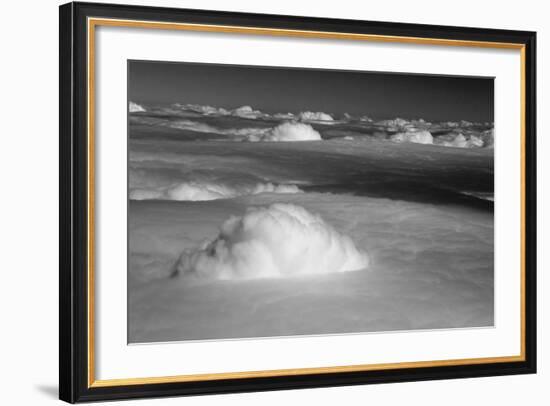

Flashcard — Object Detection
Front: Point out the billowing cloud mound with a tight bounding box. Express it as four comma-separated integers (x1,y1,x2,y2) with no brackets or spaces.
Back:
245,122,322,142
171,103,265,119
130,181,302,201
178,103,230,116
174,203,369,280
129,102,146,112
168,120,322,142
273,112,296,120
232,105,264,119
390,130,433,145
376,117,410,130
434,133,483,148
165,104,335,123
371,117,494,148
298,111,334,122
376,118,432,132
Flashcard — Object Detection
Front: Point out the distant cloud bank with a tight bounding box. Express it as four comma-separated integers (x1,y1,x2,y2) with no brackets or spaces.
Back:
130,181,302,201
128,101,494,148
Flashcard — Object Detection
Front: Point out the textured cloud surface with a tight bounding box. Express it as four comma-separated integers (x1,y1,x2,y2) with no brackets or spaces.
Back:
246,122,322,142
129,101,146,112
174,203,369,280
129,102,495,148
390,130,434,145
298,111,334,122
167,120,322,142
130,181,301,201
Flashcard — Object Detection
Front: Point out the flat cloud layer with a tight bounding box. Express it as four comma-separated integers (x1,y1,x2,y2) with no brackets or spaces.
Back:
174,203,369,280
130,181,302,201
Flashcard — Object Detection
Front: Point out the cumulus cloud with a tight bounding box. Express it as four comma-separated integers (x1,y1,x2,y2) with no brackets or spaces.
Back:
232,105,264,119
388,128,493,149
434,133,483,148
376,117,410,130
173,203,369,280
380,120,494,148
171,103,265,119
168,120,321,142
376,118,432,133
135,101,495,149
130,181,302,201
273,112,296,120
390,130,434,145
129,101,146,112
167,103,335,123
172,103,230,116
298,111,334,122
244,122,322,142
167,117,493,148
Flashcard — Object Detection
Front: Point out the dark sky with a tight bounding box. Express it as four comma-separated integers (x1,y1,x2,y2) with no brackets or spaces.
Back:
129,60,494,122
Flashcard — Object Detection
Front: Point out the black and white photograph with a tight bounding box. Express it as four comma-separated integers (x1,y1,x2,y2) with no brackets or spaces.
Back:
127,61,495,343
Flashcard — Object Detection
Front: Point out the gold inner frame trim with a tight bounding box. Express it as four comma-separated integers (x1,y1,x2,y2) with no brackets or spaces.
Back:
87,17,527,388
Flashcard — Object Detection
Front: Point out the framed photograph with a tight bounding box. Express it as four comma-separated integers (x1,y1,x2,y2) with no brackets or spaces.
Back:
59,1,537,403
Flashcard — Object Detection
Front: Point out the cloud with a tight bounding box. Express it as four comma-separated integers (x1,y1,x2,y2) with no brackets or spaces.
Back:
390,130,434,145
171,104,331,122
434,133,484,148
376,117,410,130
376,118,432,133
480,129,494,148
174,203,369,280
298,111,334,122
171,103,265,119
166,117,493,148
130,181,302,201
244,122,322,142
129,101,146,112
232,105,264,119
168,119,223,134
273,112,296,120
168,120,321,142
387,127,492,149
172,103,230,116
460,191,494,202
133,102,495,149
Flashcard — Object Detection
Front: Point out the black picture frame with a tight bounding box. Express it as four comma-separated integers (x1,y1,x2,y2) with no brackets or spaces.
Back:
59,1,537,403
